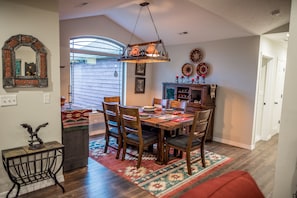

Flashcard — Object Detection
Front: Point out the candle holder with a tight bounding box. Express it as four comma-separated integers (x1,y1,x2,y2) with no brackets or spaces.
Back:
196,75,200,84
186,76,190,83
176,75,179,83
202,75,206,83
181,75,184,83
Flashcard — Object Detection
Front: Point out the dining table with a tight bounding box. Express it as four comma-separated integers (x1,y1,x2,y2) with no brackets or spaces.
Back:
138,106,195,164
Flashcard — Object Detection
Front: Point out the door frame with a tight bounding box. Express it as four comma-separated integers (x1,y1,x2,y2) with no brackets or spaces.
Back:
254,55,275,143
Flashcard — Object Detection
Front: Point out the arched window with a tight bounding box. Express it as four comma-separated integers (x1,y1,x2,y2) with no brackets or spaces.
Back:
69,36,125,110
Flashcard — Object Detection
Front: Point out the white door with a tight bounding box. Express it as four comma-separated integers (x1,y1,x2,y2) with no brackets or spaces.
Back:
272,59,286,134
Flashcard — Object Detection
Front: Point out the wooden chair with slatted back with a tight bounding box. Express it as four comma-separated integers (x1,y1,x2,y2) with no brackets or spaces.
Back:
119,105,159,168
169,100,187,111
102,102,122,159
152,98,168,109
104,96,120,104
167,100,188,137
165,109,213,175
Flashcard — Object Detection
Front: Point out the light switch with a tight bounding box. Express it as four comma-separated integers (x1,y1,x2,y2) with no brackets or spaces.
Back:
0,95,17,106
44,93,50,104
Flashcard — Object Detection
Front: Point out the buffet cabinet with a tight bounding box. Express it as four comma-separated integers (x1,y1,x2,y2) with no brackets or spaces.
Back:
162,82,217,140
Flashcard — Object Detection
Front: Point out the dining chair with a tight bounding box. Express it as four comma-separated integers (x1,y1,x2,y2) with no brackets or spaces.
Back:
152,98,168,109
102,102,122,159
119,105,159,168
164,109,213,175
169,100,187,111
168,100,188,137
104,96,121,103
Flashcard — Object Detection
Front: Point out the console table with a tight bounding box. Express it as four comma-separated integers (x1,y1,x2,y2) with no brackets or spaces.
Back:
2,141,65,198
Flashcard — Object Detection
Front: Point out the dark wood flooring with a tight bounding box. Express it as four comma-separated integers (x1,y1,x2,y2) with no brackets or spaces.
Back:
19,134,278,198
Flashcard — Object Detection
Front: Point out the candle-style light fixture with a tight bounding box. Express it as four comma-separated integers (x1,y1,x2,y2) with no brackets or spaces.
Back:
118,1,170,64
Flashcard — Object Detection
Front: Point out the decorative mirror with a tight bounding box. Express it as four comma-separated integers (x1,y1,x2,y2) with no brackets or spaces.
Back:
2,34,48,88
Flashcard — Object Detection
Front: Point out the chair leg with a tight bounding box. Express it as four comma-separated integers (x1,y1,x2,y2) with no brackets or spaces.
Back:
104,135,109,153
137,146,144,169
148,144,154,153
186,151,192,175
116,137,122,159
178,150,183,158
122,142,127,161
173,149,183,158
173,148,179,156
200,145,206,167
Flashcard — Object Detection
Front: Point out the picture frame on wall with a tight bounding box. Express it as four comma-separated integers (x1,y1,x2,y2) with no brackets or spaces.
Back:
135,77,145,93
135,63,146,76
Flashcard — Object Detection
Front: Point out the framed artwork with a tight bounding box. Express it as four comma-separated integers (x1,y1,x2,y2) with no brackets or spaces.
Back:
135,77,145,93
135,63,146,76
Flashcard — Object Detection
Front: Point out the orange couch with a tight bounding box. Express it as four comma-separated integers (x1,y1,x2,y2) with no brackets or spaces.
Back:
180,170,265,198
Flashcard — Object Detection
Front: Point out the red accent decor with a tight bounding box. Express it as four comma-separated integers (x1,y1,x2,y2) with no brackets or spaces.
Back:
180,170,264,198
61,109,91,128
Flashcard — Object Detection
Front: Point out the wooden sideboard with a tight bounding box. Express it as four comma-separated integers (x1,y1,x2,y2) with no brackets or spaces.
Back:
162,82,217,141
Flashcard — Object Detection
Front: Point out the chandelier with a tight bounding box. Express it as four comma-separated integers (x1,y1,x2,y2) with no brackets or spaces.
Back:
118,2,170,63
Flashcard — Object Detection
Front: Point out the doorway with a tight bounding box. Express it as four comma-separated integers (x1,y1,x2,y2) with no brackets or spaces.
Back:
254,54,286,143
255,56,273,142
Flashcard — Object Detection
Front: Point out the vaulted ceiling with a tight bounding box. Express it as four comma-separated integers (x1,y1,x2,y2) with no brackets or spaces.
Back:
58,0,291,46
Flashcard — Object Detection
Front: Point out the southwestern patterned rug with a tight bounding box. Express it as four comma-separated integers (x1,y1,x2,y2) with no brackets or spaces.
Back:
89,137,231,198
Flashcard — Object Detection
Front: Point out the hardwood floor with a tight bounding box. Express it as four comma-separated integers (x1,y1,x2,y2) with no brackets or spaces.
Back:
19,134,278,198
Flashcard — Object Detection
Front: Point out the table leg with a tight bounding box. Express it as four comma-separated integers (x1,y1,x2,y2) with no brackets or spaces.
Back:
50,149,65,192
49,171,65,192
156,129,165,165
6,183,15,198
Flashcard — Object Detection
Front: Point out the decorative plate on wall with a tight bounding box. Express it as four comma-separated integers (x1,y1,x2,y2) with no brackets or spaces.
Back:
196,62,209,76
182,63,194,76
190,48,203,63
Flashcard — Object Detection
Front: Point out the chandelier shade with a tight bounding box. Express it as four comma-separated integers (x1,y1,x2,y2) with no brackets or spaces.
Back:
118,2,170,64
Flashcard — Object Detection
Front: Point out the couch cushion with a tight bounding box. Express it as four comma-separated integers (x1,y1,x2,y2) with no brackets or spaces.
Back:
180,170,264,198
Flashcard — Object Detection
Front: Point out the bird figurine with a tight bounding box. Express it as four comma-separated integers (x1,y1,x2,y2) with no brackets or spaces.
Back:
21,122,48,150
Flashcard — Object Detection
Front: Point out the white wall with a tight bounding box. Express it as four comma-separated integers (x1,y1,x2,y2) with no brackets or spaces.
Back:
151,36,260,149
0,1,61,197
273,0,297,196
59,16,154,107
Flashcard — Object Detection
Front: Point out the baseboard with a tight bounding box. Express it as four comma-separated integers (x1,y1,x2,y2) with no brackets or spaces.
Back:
0,174,64,198
212,136,254,150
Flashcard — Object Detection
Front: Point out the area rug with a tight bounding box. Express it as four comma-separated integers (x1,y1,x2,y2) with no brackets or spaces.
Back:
89,137,231,198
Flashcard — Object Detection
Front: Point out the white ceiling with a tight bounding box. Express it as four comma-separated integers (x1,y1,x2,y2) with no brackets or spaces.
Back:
59,0,291,46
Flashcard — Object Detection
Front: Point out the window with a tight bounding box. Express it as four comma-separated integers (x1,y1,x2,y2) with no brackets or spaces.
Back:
69,36,125,110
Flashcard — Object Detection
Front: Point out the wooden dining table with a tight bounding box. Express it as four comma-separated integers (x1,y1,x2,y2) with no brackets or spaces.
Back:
139,107,195,164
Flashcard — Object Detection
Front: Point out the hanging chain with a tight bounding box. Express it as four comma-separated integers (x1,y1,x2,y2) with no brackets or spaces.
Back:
146,4,161,41
128,4,144,45
128,2,160,45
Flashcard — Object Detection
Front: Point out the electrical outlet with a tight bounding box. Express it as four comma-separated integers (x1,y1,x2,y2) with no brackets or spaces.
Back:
0,95,17,106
